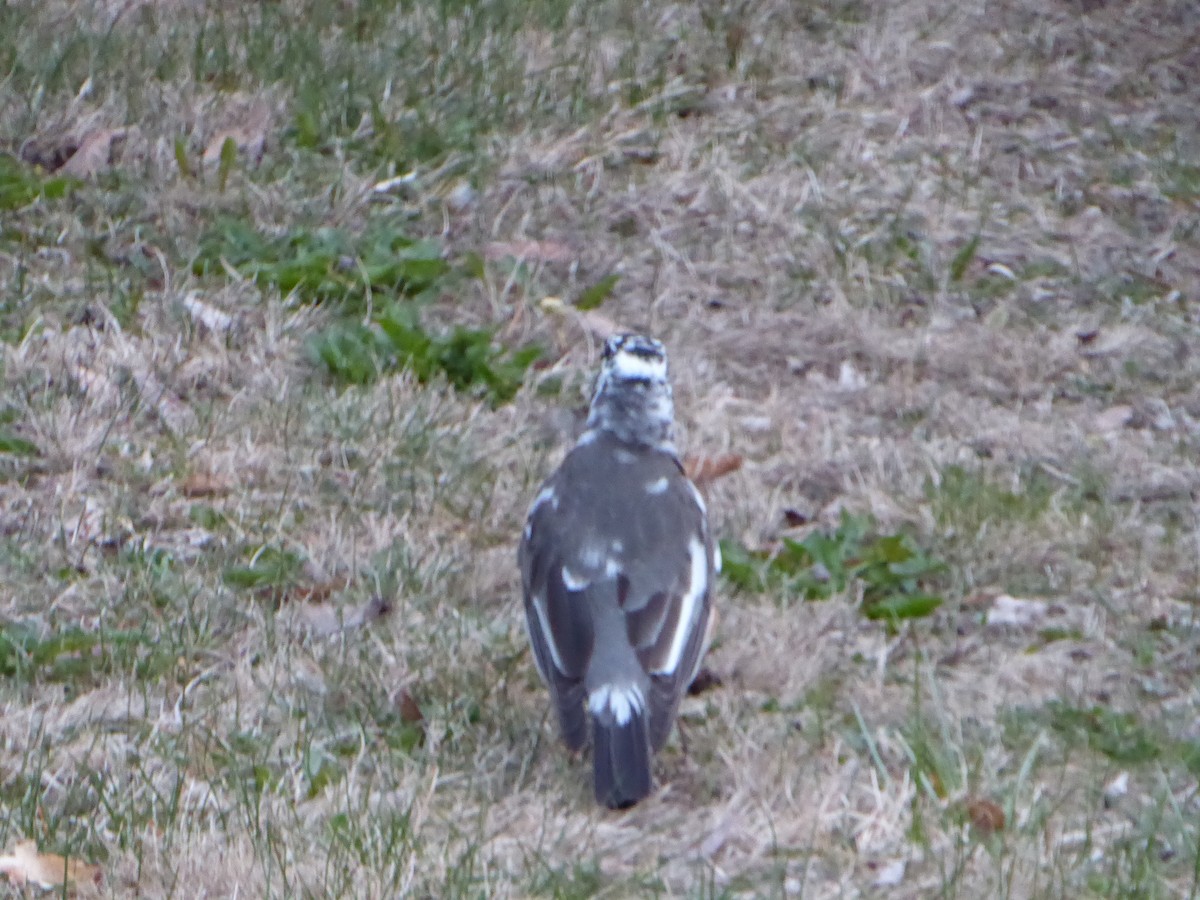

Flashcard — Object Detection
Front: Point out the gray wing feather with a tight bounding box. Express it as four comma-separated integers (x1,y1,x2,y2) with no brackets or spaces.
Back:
520,503,593,750
519,433,714,753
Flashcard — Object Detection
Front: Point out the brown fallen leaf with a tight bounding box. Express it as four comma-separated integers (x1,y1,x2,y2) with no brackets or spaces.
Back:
180,471,230,498
277,577,351,607
965,797,1006,833
684,453,744,486
398,687,424,724
781,507,810,527
20,137,77,172
291,593,392,637
202,101,270,166
394,686,426,748
0,840,102,893
61,128,128,178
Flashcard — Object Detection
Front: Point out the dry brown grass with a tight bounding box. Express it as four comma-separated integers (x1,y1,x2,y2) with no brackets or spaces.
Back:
2,0,1198,896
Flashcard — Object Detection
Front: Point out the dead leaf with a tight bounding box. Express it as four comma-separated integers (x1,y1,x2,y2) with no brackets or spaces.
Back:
202,102,270,166
20,138,76,171
684,453,744,485
966,797,1006,833
61,128,127,178
291,593,391,637
394,687,426,748
485,240,574,263
180,472,229,498
398,687,423,724
781,507,810,527
0,840,102,893
279,577,350,607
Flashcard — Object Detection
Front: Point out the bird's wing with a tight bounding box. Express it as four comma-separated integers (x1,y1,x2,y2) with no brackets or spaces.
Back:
520,440,714,750
519,481,593,750
612,469,714,749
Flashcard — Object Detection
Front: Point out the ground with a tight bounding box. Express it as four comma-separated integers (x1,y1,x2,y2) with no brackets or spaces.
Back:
1,0,1198,896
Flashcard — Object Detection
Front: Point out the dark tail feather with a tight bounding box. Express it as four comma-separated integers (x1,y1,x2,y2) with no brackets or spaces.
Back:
556,685,588,752
591,707,653,809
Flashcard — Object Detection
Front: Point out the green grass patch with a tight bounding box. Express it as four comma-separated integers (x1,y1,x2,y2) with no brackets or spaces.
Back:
1159,159,1200,202
193,218,448,310
720,512,945,621
926,464,1055,535
194,218,542,402
1003,701,1165,767
311,301,541,405
0,155,75,211
0,429,39,457
573,273,619,310
0,622,177,684
526,858,606,899
949,233,981,282
1045,702,1163,765
222,545,306,594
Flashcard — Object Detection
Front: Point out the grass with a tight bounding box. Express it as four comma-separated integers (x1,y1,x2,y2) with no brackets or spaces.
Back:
1,0,1198,896
721,512,945,622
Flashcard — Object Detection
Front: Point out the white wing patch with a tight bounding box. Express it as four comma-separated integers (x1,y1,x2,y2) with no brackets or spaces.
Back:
687,480,707,516
645,476,669,495
561,567,590,591
528,485,558,516
652,536,708,676
529,595,566,675
588,683,645,725
713,540,722,573
563,558,621,587
524,486,559,541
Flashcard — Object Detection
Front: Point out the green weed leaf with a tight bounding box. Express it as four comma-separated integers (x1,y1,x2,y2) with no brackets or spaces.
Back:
217,136,237,191
0,155,76,210
0,430,40,456
721,512,945,622
575,274,619,311
950,234,980,282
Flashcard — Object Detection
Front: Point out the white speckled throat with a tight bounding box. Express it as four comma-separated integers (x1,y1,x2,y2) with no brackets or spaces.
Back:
585,334,676,452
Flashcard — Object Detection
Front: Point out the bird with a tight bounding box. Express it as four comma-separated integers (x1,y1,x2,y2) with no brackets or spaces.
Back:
518,333,719,809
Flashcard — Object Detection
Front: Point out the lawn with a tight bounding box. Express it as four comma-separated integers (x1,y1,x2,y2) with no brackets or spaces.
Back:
1,0,1198,896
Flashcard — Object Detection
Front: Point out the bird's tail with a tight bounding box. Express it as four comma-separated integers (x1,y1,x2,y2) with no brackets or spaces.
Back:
590,687,653,809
